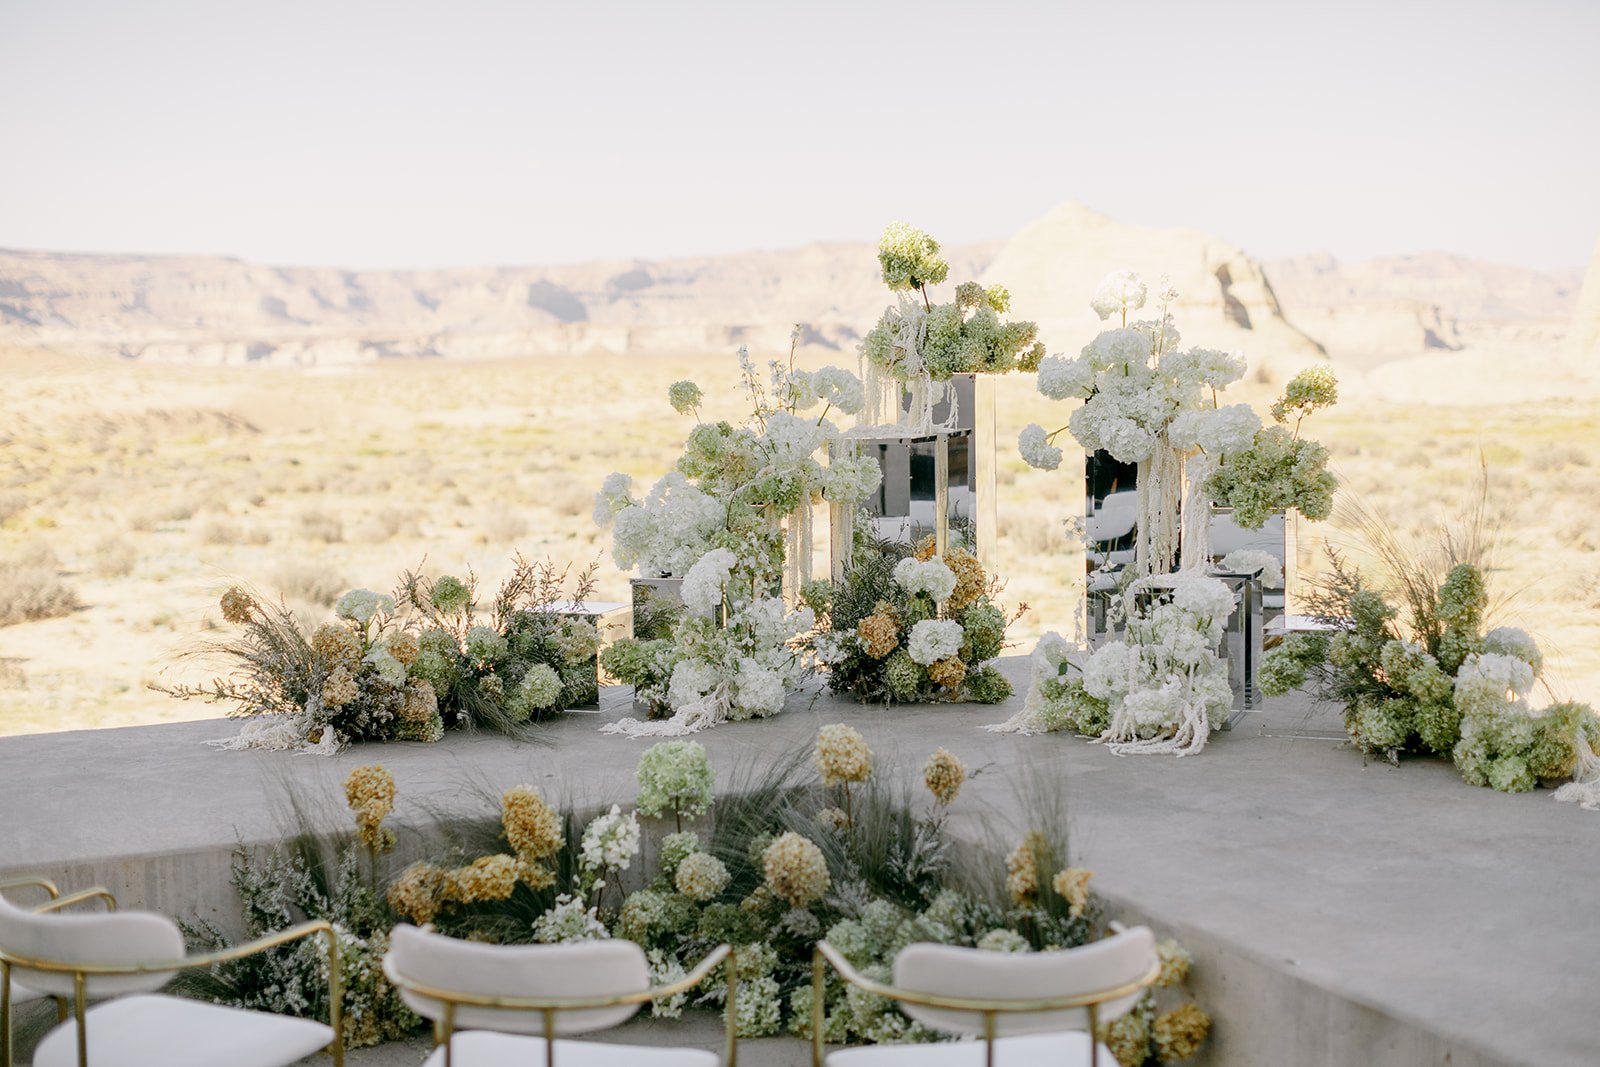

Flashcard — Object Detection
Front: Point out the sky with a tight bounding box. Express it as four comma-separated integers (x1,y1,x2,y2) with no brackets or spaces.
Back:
1,0,1596,271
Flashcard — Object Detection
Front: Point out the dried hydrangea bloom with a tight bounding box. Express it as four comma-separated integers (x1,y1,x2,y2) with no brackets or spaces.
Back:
219,586,255,626
311,623,363,666
815,724,872,786
344,765,396,853
502,785,563,861
385,629,420,666
674,851,730,903
1099,1010,1151,1067
762,831,831,907
922,748,965,806
1052,867,1093,920
446,854,519,903
400,680,437,724
1152,1003,1211,1061
927,657,967,690
321,665,359,708
1005,831,1046,905
516,857,556,891
856,612,900,660
943,549,987,614
1155,938,1193,986
816,806,850,831
387,862,447,924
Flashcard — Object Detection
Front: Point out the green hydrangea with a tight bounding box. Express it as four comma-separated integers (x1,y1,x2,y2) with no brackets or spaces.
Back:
465,625,509,664
1033,674,1108,735
430,575,471,615
1435,564,1487,674
877,222,949,292
884,650,925,702
1258,632,1328,697
1204,425,1337,528
964,665,1013,705
668,380,704,415
506,663,562,723
616,888,697,946
959,602,1006,664
1270,366,1339,424
410,628,463,689
656,831,700,880
635,741,715,821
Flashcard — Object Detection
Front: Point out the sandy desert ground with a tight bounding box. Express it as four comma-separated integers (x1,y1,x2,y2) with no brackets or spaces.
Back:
1,341,1596,737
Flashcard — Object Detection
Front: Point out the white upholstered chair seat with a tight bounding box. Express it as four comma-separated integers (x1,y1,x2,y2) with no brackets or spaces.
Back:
7,980,45,1004
32,993,334,1067
421,1030,721,1067
828,1031,1116,1066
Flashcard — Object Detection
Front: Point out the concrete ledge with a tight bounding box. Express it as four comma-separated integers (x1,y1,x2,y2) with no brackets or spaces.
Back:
4,659,1595,1066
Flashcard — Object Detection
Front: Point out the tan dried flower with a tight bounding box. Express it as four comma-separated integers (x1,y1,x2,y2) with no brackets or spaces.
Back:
816,806,850,831
927,656,967,689
1052,867,1093,920
219,586,256,626
815,723,872,786
856,612,900,659
445,854,519,903
674,851,731,903
1155,938,1192,987
762,831,831,907
922,748,965,805
311,623,362,666
344,765,396,853
321,665,359,708
1152,1003,1210,1062
400,680,437,724
388,862,447,924
1100,1010,1150,1067
501,785,563,861
1005,831,1047,905
912,536,938,562
944,548,987,613
386,629,420,666
517,857,556,891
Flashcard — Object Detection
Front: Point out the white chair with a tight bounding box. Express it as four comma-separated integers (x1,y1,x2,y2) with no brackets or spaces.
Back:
810,925,1159,1067
383,924,737,1067
0,886,342,1067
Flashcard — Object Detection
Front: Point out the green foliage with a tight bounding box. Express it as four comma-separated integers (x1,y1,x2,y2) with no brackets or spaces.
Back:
1203,425,1337,529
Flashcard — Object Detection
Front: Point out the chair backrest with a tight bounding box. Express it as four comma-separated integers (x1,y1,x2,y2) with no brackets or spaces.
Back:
891,925,1156,1037
0,892,181,999
384,925,649,1036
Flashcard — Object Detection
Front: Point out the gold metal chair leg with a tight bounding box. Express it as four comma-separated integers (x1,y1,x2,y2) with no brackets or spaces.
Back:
1087,1002,1099,1067
72,973,87,1067
2,962,13,1067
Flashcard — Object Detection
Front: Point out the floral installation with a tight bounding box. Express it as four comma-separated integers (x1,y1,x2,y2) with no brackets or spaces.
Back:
165,556,603,752
1019,270,1338,575
183,736,1211,1063
999,571,1236,757
1259,545,1600,801
595,344,882,736
806,536,1019,706
859,223,1046,431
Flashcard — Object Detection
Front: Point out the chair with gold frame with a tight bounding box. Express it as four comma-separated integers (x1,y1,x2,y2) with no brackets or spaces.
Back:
0,884,344,1067
809,924,1159,1067
382,923,739,1067
1,879,63,1067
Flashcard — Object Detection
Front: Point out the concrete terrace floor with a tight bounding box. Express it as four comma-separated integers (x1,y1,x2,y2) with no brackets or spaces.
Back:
4,658,1597,1066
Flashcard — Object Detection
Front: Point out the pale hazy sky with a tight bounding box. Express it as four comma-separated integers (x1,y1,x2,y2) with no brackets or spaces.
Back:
2,0,1596,271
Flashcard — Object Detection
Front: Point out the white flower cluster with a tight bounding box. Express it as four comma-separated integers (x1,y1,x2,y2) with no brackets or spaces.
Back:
893,557,957,602
362,647,407,687
1017,423,1063,471
1453,652,1537,719
335,588,394,625
1216,549,1283,589
531,894,609,944
763,410,831,466
1090,269,1148,321
681,548,737,619
579,805,641,872
1168,403,1260,456
1482,626,1544,677
785,366,866,416
602,472,727,578
907,619,964,666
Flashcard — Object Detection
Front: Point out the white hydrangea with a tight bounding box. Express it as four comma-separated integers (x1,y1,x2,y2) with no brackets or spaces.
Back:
667,659,723,713
335,588,394,625
1018,423,1063,471
1090,269,1148,321
593,471,635,527
893,557,957,602
1087,327,1151,370
907,619,964,665
1482,627,1544,676
532,894,609,944
682,548,737,619
646,949,689,1018
1121,680,1187,727
1083,640,1139,701
733,657,786,718
1035,355,1094,400
1159,347,1247,391
1454,652,1536,718
610,473,726,577
1168,573,1237,628
1217,549,1283,589
1168,404,1261,455
763,411,829,465
1098,415,1158,464
812,365,865,415
579,805,641,872
362,647,407,687
824,453,882,504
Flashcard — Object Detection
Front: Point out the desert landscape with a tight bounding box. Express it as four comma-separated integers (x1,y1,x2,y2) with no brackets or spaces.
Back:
2,202,1597,736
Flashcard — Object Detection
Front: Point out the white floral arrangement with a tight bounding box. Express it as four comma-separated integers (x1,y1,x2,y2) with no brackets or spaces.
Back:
1214,549,1284,589
1004,572,1235,756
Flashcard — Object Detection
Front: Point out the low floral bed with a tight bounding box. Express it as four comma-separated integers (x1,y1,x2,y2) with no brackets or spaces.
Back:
182,728,1212,1064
